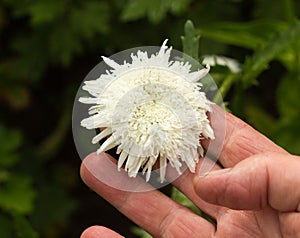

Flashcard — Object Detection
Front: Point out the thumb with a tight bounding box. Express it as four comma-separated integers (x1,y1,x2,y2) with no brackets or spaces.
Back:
194,152,300,212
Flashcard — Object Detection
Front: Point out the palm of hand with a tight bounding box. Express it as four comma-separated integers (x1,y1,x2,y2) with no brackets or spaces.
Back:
216,208,279,237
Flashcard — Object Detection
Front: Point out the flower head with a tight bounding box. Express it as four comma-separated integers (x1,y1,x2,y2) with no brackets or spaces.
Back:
79,40,214,183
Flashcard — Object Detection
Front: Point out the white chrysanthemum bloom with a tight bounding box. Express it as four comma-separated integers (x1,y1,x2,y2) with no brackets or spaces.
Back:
79,40,215,183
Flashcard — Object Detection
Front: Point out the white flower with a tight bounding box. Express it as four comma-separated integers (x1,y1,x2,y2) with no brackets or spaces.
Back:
202,55,241,74
79,40,214,183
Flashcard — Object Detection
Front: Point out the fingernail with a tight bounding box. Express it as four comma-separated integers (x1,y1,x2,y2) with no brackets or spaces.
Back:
199,168,231,178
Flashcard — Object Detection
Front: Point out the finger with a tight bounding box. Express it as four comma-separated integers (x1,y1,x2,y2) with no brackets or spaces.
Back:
81,226,124,238
194,152,300,212
170,157,226,220
81,153,216,237
204,105,287,167
279,212,300,237
169,105,286,218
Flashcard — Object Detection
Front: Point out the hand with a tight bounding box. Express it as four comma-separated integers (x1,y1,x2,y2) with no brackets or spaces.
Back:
80,106,300,238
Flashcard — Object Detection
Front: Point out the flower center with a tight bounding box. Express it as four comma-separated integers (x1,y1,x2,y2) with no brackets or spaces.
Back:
128,102,180,146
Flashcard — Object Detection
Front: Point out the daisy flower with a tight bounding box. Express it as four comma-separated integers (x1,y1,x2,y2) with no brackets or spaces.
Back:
79,40,214,183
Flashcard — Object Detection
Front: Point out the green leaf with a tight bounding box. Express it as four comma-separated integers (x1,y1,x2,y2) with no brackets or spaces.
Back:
146,0,168,24
273,119,300,155
28,0,65,26
278,34,300,70
121,0,191,24
171,187,216,224
13,213,39,238
172,187,201,215
170,0,191,15
242,20,300,87
48,24,82,65
131,227,152,238
252,0,296,22
213,74,237,104
48,1,110,65
0,174,36,214
181,20,200,60
282,0,296,23
0,214,14,238
30,184,76,232
121,0,168,24
244,103,277,135
8,34,49,81
198,20,287,50
276,72,300,120
69,1,110,37
0,125,22,168
121,0,148,22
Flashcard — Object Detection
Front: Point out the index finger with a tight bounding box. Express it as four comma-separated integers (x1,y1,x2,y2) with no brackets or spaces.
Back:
80,153,216,237
205,104,287,168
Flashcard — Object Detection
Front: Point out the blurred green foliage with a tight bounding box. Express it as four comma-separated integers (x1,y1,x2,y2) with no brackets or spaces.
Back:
0,0,300,237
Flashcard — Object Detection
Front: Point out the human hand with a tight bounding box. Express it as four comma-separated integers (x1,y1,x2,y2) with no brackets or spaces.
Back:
80,106,300,237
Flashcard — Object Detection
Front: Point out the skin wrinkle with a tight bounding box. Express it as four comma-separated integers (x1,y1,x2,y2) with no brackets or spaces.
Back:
262,152,299,212
223,123,260,167
222,153,295,237
253,211,264,237
198,173,248,208
213,153,291,211
195,153,288,237
158,206,213,238
121,191,174,236
263,156,271,212
253,207,283,238
114,191,141,217
247,156,269,210
222,179,251,209
204,105,287,168
254,212,263,238
158,207,190,238
216,210,261,238
216,108,288,168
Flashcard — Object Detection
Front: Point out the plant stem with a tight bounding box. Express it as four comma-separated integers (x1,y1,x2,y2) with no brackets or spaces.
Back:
213,74,237,104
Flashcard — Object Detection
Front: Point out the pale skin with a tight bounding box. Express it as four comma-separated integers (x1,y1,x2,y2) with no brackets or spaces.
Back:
80,106,300,238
